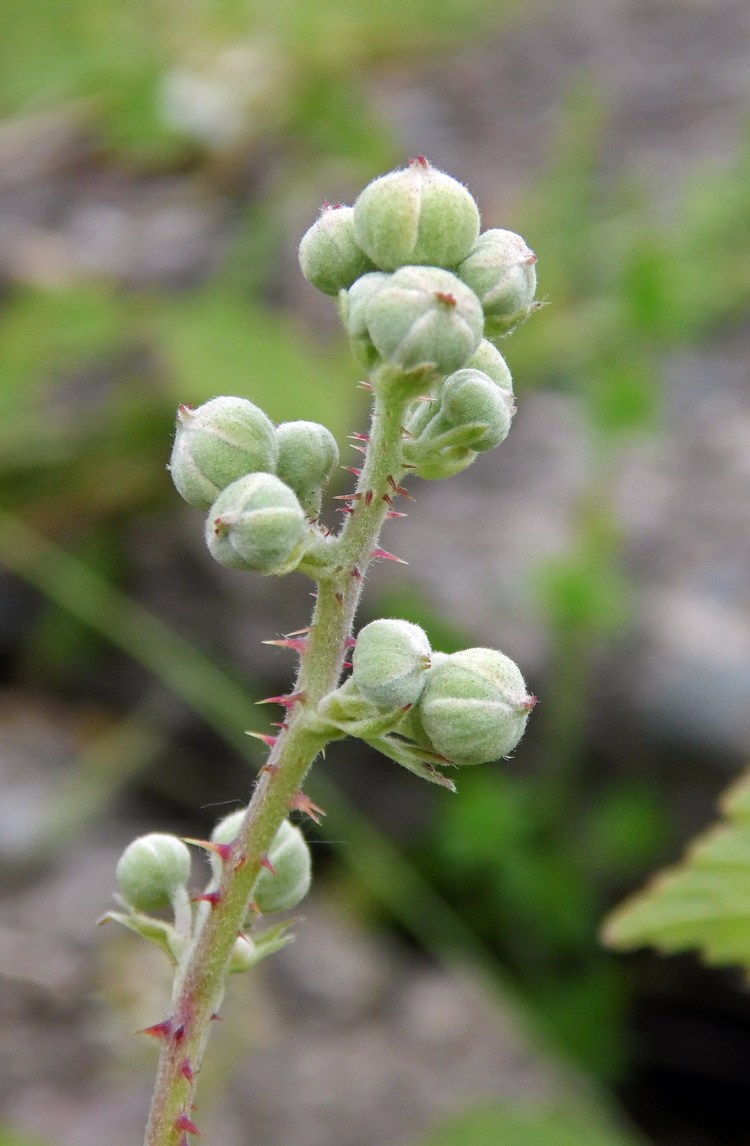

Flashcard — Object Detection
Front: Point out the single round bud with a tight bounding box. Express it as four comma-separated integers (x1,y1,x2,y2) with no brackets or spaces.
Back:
366,266,483,376
464,340,514,392
169,397,278,511
418,647,534,765
439,369,514,450
353,158,480,271
338,271,390,369
352,618,432,709
457,229,537,336
275,421,339,512
255,819,312,914
298,204,375,296
116,833,192,913
206,472,306,575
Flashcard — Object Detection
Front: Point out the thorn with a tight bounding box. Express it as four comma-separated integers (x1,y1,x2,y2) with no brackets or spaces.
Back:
342,660,354,669
372,547,408,564
387,510,408,519
414,393,437,402
357,380,373,391
260,855,277,876
183,838,234,863
261,762,279,776
246,731,278,747
364,489,374,506
210,1013,223,1022
138,1019,173,1039
286,626,314,637
341,465,362,477
180,1059,195,1084
257,691,306,709
382,493,395,509
262,638,308,652
349,432,370,442
175,1113,201,1136
350,566,362,580
270,721,286,730
387,475,415,500
336,505,355,515
333,491,362,502
334,591,344,605
349,443,367,455
400,426,415,438
192,890,222,907
345,637,357,648
291,791,326,824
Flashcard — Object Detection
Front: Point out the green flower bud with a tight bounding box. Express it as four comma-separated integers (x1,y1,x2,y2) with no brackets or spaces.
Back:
298,204,375,296
116,833,192,913
338,271,390,369
275,420,339,515
464,339,514,392
229,934,258,974
439,368,514,450
169,397,278,511
418,647,535,765
353,157,480,271
255,819,312,914
351,618,432,709
206,472,306,575
457,229,537,337
366,266,483,376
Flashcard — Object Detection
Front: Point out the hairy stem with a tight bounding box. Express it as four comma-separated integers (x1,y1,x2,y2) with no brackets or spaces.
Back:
144,375,411,1146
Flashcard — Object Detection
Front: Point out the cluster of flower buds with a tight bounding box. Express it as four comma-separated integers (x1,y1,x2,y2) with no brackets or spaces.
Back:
316,619,536,786
104,816,312,972
169,397,340,574
299,156,537,476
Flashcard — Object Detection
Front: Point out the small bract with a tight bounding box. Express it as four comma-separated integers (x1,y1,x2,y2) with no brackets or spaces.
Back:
116,833,192,913
352,618,432,709
206,472,306,574
365,266,483,376
418,647,535,765
298,204,375,296
354,157,480,271
169,397,277,511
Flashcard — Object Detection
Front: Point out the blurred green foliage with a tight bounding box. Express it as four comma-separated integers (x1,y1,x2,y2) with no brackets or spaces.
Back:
418,1100,644,1146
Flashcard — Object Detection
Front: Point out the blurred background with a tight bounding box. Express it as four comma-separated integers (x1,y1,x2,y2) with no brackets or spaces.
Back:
1,1,750,1143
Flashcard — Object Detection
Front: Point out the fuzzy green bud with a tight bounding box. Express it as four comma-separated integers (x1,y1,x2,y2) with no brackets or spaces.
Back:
366,266,483,376
464,339,514,391
438,368,514,450
353,157,480,271
206,472,306,574
418,647,535,765
351,618,432,709
275,420,339,515
169,397,278,511
116,833,192,913
298,204,375,296
210,813,311,914
457,229,537,337
338,271,390,369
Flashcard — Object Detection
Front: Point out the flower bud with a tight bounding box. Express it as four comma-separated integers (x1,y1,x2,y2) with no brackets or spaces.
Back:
457,229,537,337
418,647,534,764
464,339,514,392
298,204,375,296
353,158,480,271
338,271,390,369
275,420,339,514
351,618,432,709
438,368,514,450
366,266,483,376
169,397,277,510
116,833,192,913
255,819,312,914
206,472,306,575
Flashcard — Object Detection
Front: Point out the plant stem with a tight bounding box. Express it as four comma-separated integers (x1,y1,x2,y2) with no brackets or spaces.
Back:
143,377,411,1146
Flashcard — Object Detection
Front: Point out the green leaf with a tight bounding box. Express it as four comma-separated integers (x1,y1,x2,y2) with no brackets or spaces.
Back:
98,909,183,964
602,769,750,968
417,1099,642,1146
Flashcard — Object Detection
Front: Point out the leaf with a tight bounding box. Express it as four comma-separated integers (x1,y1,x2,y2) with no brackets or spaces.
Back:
602,768,750,969
417,1099,642,1146
99,909,182,964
